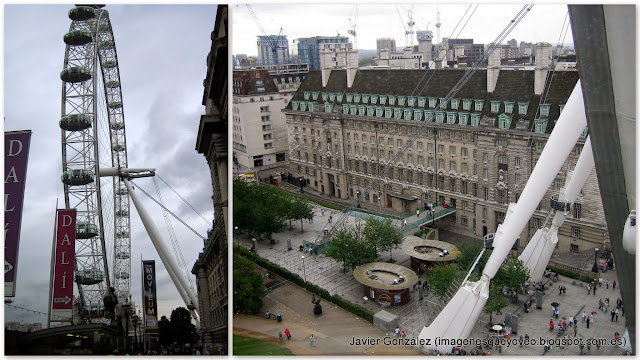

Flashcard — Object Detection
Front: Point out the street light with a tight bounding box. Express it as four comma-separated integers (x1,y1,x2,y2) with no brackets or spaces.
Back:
592,247,600,273
299,177,304,194
356,191,361,208
301,255,307,282
234,226,239,246
378,195,381,213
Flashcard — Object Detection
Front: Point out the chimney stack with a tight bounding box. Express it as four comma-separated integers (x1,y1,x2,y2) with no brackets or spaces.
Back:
534,42,551,95
487,46,501,93
319,49,332,87
346,49,358,88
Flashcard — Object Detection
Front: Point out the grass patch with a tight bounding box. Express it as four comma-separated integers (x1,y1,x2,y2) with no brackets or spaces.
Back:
233,334,294,356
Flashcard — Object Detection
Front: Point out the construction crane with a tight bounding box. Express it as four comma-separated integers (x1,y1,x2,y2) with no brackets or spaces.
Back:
347,4,358,50
246,5,287,65
395,4,416,48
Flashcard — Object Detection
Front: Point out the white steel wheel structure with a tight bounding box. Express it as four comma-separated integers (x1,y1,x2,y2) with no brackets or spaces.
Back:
60,5,131,321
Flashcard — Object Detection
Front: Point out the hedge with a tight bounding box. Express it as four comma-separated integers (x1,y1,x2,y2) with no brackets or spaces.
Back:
547,265,593,283
234,245,374,322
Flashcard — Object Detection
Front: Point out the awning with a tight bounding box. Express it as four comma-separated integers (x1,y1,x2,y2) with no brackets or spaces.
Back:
390,193,418,201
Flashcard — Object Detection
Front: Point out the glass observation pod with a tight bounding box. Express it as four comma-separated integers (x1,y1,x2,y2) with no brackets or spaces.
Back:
63,30,93,46
116,209,129,217
61,169,94,186
60,114,92,131
105,81,119,88
110,120,124,130
76,223,99,239
116,187,128,195
117,251,130,259
60,66,91,83
103,60,117,68
68,6,96,21
108,102,122,109
100,40,115,49
112,144,125,152
75,268,104,285
116,230,128,238
116,271,129,279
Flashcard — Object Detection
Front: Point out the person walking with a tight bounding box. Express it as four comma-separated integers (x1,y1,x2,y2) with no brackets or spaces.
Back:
285,328,291,340
615,308,619,321
310,334,315,347
416,209,420,217
613,280,617,290
549,319,555,332
586,316,591,329
279,331,284,342
328,215,332,224
598,299,603,310
611,309,616,322
587,284,591,294
574,322,578,337
593,284,597,295
606,279,610,289
590,314,594,325
582,311,587,323
321,209,325,216
604,299,609,313
395,327,400,338
569,315,574,326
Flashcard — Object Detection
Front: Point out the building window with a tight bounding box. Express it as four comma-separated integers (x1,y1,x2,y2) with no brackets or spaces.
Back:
573,203,582,219
449,146,457,156
536,142,545,152
539,104,550,117
572,226,580,238
447,112,457,124
515,157,521,167
260,106,270,112
438,145,445,154
449,131,456,140
462,99,472,111
518,102,529,115
262,124,272,131
438,159,445,169
498,154,507,164
451,99,460,109
450,161,457,172
490,101,500,113
515,173,521,185
484,187,489,201
459,113,469,125
496,138,507,147
462,181,468,194
264,142,273,149
471,114,480,126
570,244,579,253
504,102,514,114
474,100,484,111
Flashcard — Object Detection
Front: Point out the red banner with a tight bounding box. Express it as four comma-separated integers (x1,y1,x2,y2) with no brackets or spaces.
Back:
4,130,32,297
52,209,76,312
142,260,159,330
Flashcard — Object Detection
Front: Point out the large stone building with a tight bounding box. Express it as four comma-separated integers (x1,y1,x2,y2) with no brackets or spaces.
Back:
257,34,290,65
193,4,228,354
283,42,609,253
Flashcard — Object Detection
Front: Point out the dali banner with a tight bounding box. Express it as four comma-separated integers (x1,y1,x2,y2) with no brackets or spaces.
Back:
4,130,32,297
142,260,159,330
51,209,76,321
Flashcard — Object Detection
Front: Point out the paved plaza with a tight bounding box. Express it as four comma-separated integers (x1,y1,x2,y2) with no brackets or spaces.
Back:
234,200,630,356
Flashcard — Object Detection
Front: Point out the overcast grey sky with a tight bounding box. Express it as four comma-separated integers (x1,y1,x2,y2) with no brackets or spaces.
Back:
232,3,574,57
4,4,217,324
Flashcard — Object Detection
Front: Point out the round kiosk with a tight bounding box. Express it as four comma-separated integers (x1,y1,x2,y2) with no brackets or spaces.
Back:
353,262,418,306
402,236,461,272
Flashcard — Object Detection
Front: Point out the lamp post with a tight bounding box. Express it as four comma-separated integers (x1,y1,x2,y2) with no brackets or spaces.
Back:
121,298,131,353
299,177,304,194
592,247,600,273
234,226,239,246
356,191,361,208
378,195,381,213
301,255,307,282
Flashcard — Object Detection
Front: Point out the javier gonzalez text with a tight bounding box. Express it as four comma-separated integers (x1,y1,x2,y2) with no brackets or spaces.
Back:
349,336,626,348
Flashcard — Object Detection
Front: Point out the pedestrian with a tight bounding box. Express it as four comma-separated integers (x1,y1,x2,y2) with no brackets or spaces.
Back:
328,215,332,223
599,299,603,310
590,314,594,324
574,323,578,337
594,285,597,295
549,319,555,332
310,334,315,347
586,317,591,329
621,306,625,317
599,277,603,287
416,209,420,217
615,308,619,321
285,328,291,340
617,297,622,309
559,285,563,296
569,315,574,326
279,331,284,342
563,285,566,294
606,279,610,289
587,284,591,294
611,309,616,322
613,280,616,290
321,209,325,216
605,299,609,313
582,311,587,322
403,219,407,227
395,327,400,337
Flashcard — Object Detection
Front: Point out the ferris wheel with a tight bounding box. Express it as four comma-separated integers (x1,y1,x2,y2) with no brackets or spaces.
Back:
59,5,131,320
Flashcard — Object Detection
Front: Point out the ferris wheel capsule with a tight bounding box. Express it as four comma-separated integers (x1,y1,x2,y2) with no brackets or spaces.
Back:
61,169,94,186
63,30,93,46
76,223,99,239
68,6,96,21
60,114,92,131
60,66,92,83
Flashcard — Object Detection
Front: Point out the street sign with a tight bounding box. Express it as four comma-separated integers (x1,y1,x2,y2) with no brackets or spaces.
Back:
50,209,76,322
5,260,14,274
53,296,72,305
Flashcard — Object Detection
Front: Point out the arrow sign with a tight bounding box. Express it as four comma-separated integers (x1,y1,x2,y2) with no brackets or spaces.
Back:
5,260,13,274
53,296,71,305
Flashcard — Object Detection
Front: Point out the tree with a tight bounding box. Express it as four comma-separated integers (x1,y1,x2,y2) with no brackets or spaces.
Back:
169,307,199,347
364,217,403,262
233,180,287,241
424,264,458,300
484,282,508,325
493,258,530,302
233,253,266,312
325,223,377,272
283,195,313,233
455,243,483,272
158,315,172,346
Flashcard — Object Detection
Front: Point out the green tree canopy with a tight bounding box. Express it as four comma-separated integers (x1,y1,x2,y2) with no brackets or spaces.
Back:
493,258,530,302
169,307,199,347
484,282,508,325
233,180,287,241
364,217,403,262
233,253,266,312
424,264,459,301
325,223,377,272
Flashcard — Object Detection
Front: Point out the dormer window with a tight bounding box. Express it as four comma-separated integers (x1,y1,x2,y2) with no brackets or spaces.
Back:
371,94,379,104
490,101,501,113
354,94,361,103
379,95,387,105
450,99,460,109
474,100,485,112
385,107,392,118
367,106,374,116
462,99,472,111
439,98,449,109
389,95,397,106
539,104,551,117
322,92,328,102
408,96,416,106
459,113,469,125
447,112,457,124
436,111,445,123
498,114,512,129
362,94,370,104
311,92,320,101
425,110,434,122
418,96,427,107
471,114,480,126
346,93,353,102
342,104,350,114
414,110,423,121
398,96,406,106
394,108,403,119
428,97,437,108
303,91,310,100
358,106,366,116
328,93,336,102
504,102,514,114
376,107,384,117
582,126,588,138
518,102,529,115
534,118,548,133
559,104,565,115
404,109,412,120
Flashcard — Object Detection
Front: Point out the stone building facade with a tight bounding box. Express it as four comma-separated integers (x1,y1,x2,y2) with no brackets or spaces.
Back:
193,4,228,355
283,44,609,253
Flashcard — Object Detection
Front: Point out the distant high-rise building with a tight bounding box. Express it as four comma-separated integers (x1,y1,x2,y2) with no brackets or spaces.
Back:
376,38,397,59
507,38,518,48
257,35,290,65
295,36,352,70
